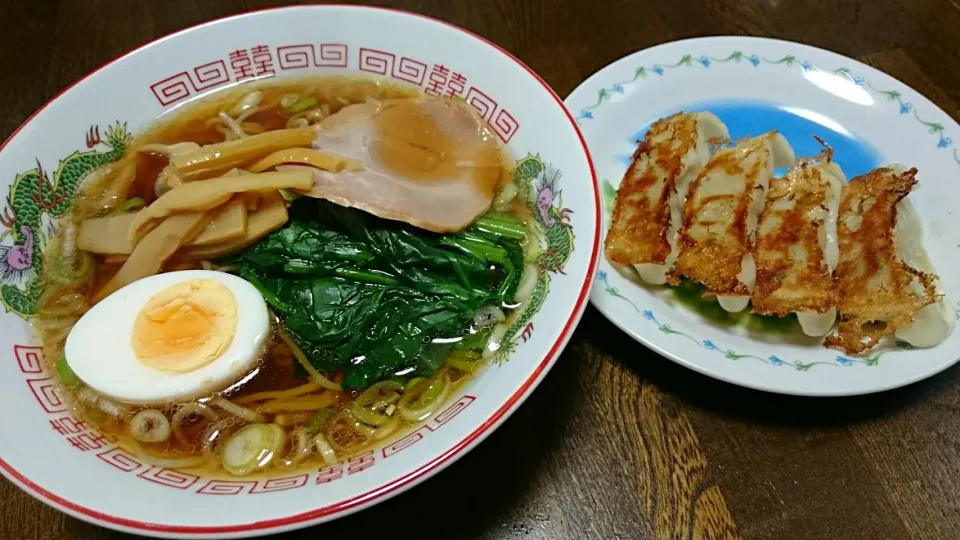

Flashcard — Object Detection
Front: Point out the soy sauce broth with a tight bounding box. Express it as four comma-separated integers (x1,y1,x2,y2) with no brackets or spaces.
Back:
36,75,532,479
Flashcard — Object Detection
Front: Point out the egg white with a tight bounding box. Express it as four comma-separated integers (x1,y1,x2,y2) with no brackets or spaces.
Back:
65,270,270,405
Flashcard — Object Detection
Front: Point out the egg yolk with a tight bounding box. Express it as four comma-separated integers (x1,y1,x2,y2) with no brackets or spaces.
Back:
132,279,238,373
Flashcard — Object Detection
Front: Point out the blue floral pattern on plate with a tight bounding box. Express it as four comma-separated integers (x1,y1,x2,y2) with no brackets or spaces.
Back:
575,51,955,156
572,38,960,393
595,271,910,371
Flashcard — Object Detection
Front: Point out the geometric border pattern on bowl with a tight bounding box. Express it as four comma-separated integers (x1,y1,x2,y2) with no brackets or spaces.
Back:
0,5,600,537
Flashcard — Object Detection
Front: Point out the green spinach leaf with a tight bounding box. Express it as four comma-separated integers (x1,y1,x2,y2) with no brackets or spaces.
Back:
230,199,526,389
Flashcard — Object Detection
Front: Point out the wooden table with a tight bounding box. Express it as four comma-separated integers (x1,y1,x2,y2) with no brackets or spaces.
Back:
3,1,960,539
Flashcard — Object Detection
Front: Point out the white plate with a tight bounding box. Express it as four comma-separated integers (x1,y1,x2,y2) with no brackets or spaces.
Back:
0,6,599,537
566,36,960,396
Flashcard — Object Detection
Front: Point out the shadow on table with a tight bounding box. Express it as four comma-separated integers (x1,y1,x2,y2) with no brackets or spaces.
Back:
578,306,955,429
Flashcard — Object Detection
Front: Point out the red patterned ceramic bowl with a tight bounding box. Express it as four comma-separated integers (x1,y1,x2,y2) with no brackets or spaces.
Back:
0,6,598,537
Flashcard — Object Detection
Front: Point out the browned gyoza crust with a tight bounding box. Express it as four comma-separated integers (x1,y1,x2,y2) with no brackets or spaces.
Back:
605,112,699,265
669,137,768,294
752,160,838,316
824,167,937,354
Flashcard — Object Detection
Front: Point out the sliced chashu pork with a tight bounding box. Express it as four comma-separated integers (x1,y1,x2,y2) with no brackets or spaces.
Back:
294,97,503,233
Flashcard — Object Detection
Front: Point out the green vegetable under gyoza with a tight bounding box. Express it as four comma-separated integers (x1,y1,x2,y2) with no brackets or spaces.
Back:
229,199,526,389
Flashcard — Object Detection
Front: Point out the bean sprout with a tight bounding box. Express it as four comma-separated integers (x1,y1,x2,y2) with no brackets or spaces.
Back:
283,427,312,467
171,403,218,446
514,264,538,304
218,111,247,139
77,387,128,419
129,441,206,469
235,106,262,124
275,322,342,391
305,109,326,123
493,182,519,212
285,117,310,129
214,125,236,141
235,382,325,405
482,323,510,361
274,412,312,427
313,433,339,467
202,420,231,463
280,94,299,109
210,397,265,423
229,91,263,117
139,142,202,157
239,108,265,124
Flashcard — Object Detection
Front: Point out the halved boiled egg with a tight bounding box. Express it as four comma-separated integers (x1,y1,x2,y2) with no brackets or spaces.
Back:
65,270,269,405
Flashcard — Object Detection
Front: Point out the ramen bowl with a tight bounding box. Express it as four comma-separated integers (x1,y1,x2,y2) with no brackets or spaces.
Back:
0,6,598,537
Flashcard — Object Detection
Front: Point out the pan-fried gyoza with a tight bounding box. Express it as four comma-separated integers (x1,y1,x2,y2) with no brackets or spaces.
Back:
605,111,954,354
605,112,728,284
753,152,844,337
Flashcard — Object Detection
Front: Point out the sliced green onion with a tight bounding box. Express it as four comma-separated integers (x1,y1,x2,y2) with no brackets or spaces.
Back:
447,358,481,372
220,423,284,476
324,411,375,453
398,373,450,422
458,327,491,351
56,354,81,387
404,377,426,393
372,416,401,441
419,378,446,405
307,409,332,430
287,96,318,114
111,197,145,215
389,376,410,387
351,403,390,427
130,409,171,443
493,182,519,212
48,250,94,286
351,381,403,427
446,349,483,372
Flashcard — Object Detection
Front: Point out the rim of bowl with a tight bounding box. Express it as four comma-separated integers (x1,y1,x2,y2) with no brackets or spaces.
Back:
0,4,601,537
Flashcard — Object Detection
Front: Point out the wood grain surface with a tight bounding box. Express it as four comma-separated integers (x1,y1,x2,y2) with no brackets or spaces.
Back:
2,1,959,539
